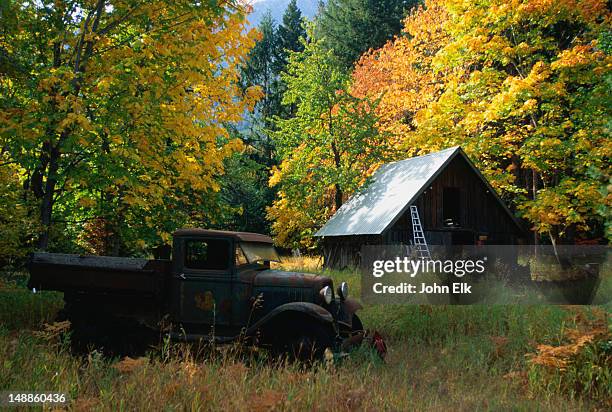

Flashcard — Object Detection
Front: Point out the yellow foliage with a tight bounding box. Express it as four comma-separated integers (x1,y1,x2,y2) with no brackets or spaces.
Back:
0,159,38,262
351,0,611,240
1,1,263,249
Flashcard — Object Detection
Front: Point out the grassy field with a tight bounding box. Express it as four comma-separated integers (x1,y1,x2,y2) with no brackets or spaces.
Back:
0,259,610,411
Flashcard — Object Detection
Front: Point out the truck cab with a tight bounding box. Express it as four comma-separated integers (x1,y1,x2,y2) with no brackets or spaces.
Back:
171,229,285,334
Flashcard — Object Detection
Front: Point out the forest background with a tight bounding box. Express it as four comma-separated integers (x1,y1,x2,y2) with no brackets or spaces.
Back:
0,0,610,264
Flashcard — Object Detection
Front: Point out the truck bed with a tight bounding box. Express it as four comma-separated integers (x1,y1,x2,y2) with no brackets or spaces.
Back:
28,253,171,297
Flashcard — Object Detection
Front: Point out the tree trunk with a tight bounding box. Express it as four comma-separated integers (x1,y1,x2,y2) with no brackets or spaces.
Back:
532,169,539,246
38,147,60,250
334,183,343,211
549,230,562,267
330,140,343,210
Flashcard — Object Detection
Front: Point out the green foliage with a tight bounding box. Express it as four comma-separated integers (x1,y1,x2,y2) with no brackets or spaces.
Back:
0,273,63,329
243,11,282,129
242,1,308,127
274,0,307,77
316,0,420,69
216,152,274,234
0,160,39,266
269,28,389,248
234,2,309,235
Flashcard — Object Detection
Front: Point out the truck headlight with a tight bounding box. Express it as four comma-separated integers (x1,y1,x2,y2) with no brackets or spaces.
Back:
319,285,332,304
337,282,349,300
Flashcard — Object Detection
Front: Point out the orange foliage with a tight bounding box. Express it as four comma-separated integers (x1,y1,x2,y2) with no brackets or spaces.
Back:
528,308,610,370
351,0,611,240
352,0,450,149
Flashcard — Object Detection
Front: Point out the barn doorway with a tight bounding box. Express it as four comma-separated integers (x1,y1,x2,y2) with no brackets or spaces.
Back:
451,230,475,245
443,187,461,227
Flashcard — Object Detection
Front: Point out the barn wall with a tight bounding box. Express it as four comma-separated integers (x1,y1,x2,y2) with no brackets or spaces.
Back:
322,235,382,269
322,155,523,269
387,156,521,245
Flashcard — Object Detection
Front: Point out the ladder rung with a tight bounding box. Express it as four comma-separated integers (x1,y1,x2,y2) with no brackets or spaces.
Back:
410,205,430,260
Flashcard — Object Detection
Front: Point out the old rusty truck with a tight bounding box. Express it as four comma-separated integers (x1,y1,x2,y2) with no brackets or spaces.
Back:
28,229,364,358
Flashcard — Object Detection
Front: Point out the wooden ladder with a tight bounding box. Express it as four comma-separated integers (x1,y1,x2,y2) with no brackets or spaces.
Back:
410,205,431,260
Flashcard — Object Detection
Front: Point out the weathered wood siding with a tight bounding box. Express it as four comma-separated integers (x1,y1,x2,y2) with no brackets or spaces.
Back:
386,156,521,245
322,155,523,268
322,235,382,269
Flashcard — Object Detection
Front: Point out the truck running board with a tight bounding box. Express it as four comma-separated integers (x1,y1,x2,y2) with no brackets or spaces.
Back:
168,332,237,344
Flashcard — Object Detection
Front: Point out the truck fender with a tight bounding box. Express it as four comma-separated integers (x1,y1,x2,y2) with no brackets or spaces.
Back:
335,297,363,330
343,297,363,317
247,302,334,335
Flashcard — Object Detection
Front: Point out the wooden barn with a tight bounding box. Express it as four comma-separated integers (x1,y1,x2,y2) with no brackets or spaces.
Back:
314,146,525,269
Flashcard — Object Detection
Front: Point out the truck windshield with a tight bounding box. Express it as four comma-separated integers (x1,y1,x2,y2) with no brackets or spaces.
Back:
239,242,280,264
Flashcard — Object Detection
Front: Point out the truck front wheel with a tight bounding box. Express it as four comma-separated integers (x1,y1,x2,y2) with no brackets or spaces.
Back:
273,321,334,362
352,314,364,332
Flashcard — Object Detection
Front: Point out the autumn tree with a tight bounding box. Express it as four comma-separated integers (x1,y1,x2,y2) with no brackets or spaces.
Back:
269,30,388,249
0,157,39,264
352,0,450,146
353,0,611,243
0,0,261,253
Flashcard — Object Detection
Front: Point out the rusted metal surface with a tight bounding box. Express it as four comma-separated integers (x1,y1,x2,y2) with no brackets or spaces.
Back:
248,301,335,332
28,252,170,296
252,270,329,288
30,253,151,270
341,297,363,314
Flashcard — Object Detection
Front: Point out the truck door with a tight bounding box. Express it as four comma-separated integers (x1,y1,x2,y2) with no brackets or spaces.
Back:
173,237,233,327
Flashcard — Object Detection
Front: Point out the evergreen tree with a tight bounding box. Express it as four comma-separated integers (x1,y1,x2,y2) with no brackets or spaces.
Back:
274,0,307,75
242,11,280,135
226,2,314,234
274,0,308,118
316,0,419,69
227,12,280,234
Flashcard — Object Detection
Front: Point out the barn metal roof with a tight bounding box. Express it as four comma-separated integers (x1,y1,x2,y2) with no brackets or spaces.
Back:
314,146,521,237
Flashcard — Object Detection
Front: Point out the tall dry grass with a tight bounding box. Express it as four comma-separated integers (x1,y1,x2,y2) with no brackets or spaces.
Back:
1,266,610,411
272,255,323,272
